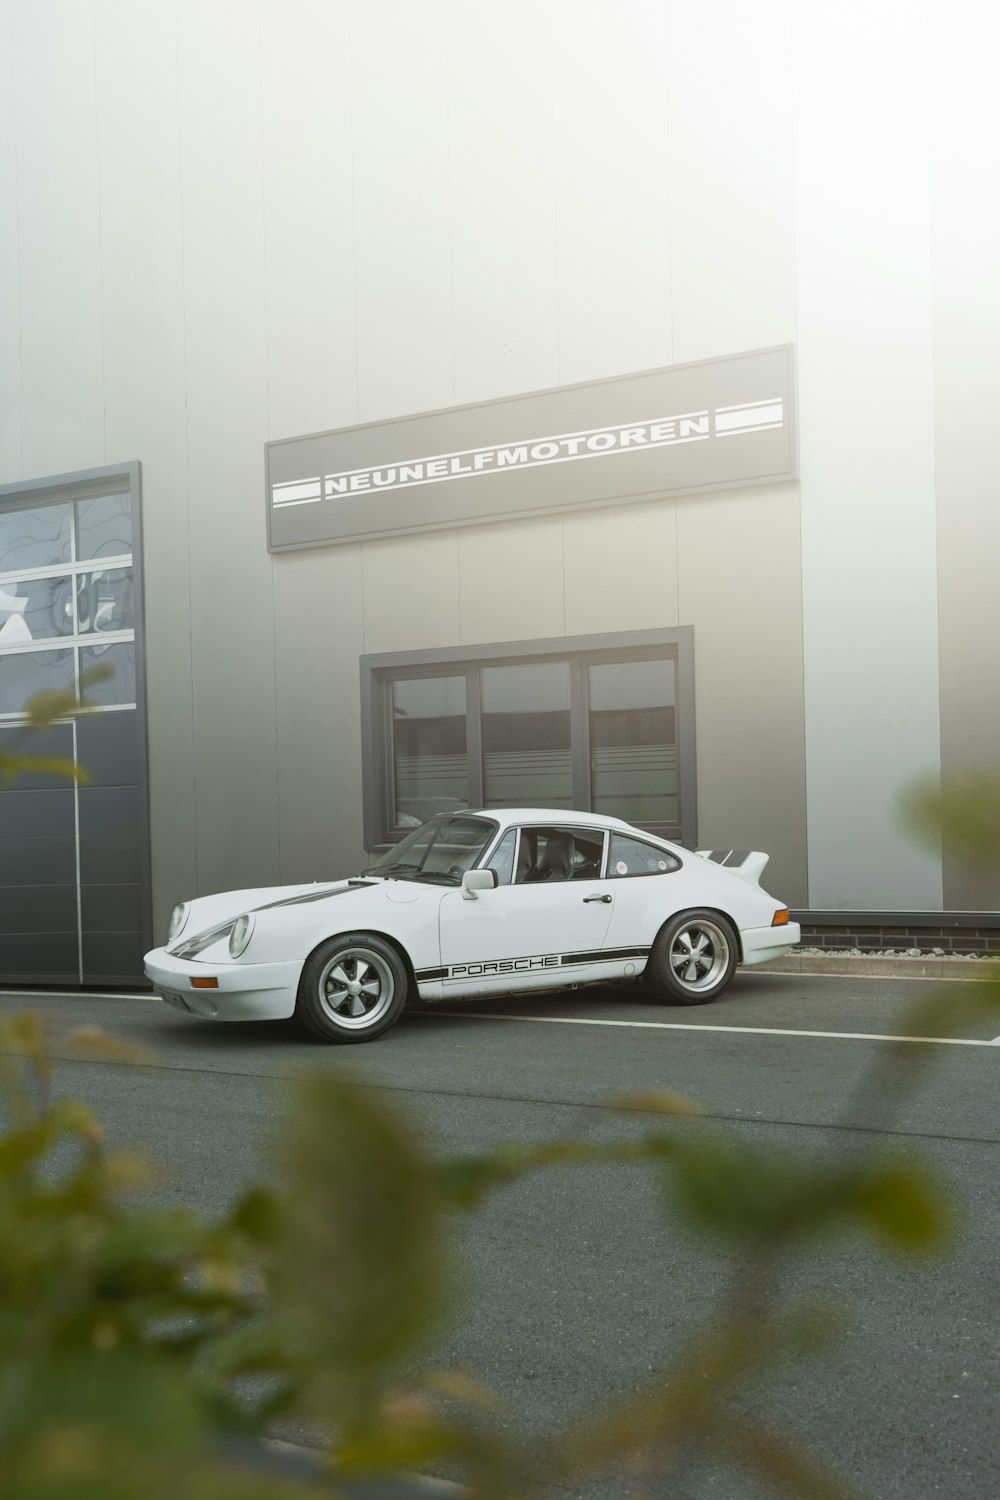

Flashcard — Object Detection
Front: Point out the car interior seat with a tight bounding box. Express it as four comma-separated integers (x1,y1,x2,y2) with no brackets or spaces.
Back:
524,831,575,882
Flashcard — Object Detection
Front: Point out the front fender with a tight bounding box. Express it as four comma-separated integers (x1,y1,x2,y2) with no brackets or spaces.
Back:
242,882,445,972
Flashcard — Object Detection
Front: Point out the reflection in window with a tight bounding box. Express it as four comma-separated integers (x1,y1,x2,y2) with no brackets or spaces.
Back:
0,575,74,645
0,504,72,576
589,660,677,824
81,642,136,708
607,832,680,878
76,493,132,561
76,568,134,635
486,828,517,885
367,814,491,875
0,649,76,716
482,662,572,809
391,676,469,828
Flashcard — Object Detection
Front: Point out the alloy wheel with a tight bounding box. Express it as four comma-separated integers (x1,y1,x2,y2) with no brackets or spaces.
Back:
318,947,395,1029
668,919,730,993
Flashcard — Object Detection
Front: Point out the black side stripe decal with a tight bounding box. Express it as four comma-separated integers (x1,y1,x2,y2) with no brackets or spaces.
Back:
415,947,649,982
561,946,649,966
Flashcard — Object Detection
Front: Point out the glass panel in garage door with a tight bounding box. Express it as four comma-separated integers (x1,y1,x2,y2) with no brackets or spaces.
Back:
391,675,469,828
481,661,572,809
589,659,677,824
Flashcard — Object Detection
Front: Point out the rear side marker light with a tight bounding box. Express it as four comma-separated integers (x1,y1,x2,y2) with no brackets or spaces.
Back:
771,909,790,926
191,977,219,989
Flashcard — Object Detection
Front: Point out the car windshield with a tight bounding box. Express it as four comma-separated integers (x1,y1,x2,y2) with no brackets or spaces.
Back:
363,815,497,884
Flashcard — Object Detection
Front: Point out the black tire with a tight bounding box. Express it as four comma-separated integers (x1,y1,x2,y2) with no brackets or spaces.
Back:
296,932,408,1043
644,909,738,1006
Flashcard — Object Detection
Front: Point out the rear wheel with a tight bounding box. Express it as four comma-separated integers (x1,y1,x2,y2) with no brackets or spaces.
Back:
644,910,738,1006
296,933,408,1043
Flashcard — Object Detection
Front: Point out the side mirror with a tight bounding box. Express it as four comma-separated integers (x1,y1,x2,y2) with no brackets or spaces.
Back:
461,868,499,901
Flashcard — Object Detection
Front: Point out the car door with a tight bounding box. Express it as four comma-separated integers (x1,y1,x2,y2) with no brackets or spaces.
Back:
601,831,685,964
437,824,615,996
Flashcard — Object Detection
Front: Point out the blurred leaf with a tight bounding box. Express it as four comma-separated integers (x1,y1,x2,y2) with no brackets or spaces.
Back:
229,1185,285,1247
0,752,89,785
725,1419,864,1500
900,771,1000,867
654,1131,852,1245
541,1323,759,1480
67,1026,155,1068
1,1010,54,1086
424,1365,507,1414
900,979,1000,1040
0,1097,100,1175
606,1089,703,1117
277,1075,451,1391
24,688,88,728
852,1156,953,1255
79,662,116,691
101,1148,154,1194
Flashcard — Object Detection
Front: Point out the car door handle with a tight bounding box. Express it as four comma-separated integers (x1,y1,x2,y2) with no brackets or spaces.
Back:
583,893,612,904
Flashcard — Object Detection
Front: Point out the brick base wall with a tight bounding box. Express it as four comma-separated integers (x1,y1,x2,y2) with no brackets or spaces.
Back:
795,924,1000,955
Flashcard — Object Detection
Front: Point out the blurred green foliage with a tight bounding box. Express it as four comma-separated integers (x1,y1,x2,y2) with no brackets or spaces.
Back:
901,771,1000,870
1,725,997,1496
4,997,993,1499
0,665,115,786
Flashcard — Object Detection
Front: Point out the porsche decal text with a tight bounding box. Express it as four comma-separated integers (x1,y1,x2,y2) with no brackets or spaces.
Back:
448,955,562,979
415,946,650,985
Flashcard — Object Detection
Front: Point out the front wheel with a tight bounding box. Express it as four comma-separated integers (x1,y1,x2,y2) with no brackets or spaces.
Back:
644,910,738,1006
296,933,408,1043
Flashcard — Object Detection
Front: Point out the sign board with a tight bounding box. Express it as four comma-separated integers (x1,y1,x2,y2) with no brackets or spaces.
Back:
266,345,796,552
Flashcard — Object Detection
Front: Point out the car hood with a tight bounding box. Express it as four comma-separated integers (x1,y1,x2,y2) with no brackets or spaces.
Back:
167,877,388,951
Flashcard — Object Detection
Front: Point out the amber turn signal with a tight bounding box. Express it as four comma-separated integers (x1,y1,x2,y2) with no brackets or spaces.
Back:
191,976,219,989
771,909,790,926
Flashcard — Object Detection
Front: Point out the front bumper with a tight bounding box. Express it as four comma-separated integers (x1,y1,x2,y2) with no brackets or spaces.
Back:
740,921,802,967
143,947,302,1021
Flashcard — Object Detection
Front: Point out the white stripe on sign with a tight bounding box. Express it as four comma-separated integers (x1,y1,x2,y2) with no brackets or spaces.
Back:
422,1011,1000,1048
714,402,784,433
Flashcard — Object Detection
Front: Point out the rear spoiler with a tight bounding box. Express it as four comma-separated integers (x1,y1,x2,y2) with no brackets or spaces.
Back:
695,849,769,886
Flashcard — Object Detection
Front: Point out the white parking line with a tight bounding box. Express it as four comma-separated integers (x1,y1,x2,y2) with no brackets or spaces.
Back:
424,1011,1000,1049
0,991,151,1002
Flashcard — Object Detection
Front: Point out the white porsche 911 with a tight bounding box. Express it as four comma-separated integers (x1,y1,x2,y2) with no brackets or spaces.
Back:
144,809,800,1043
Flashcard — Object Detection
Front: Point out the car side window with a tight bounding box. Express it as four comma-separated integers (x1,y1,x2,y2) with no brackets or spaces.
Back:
515,826,606,884
485,829,517,886
607,833,681,878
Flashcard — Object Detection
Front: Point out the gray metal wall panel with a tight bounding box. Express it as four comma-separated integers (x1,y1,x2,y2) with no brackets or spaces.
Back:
0,934,78,983
271,545,367,885
0,885,77,935
177,2,279,903
677,483,808,907
0,788,74,838
930,0,1000,912
0,836,77,887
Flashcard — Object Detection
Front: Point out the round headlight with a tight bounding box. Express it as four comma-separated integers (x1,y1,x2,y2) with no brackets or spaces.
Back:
167,902,190,944
229,913,254,959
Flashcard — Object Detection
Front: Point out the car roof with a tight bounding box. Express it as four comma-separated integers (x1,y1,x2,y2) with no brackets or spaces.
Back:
465,808,638,833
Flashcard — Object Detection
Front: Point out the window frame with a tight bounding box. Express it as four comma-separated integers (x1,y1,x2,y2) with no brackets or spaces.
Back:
507,822,609,886
361,628,696,851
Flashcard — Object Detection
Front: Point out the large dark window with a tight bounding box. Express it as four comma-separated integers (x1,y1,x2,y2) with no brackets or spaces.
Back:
362,631,694,849
0,466,150,987
390,675,468,828
481,661,572,810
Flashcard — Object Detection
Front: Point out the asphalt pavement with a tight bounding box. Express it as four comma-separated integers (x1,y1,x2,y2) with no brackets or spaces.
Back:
1,971,998,1500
